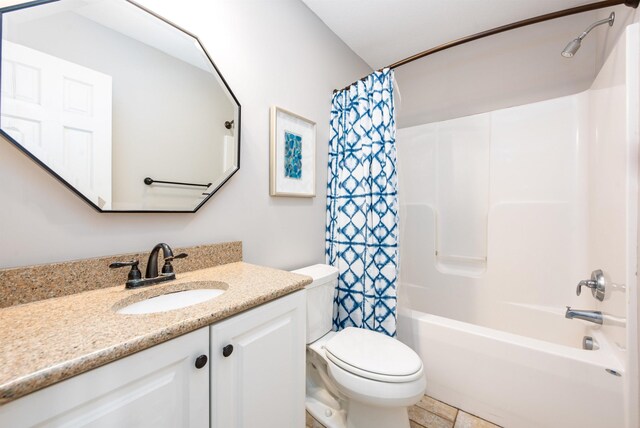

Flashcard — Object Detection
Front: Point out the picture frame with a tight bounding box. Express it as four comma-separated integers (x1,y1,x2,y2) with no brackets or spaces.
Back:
269,106,316,197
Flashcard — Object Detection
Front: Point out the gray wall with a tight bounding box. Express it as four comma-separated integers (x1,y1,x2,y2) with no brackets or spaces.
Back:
0,0,371,269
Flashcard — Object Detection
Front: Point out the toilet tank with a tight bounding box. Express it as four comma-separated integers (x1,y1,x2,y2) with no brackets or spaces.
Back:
291,264,338,344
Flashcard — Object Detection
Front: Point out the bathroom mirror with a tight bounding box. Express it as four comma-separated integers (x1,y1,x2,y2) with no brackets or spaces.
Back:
0,0,240,212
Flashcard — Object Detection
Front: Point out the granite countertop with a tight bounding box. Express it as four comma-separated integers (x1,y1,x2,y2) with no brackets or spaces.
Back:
0,262,311,404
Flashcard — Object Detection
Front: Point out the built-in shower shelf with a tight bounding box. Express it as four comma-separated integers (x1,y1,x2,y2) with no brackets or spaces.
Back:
436,254,486,277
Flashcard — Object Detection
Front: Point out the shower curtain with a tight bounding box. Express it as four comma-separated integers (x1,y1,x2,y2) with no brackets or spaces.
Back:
326,68,399,337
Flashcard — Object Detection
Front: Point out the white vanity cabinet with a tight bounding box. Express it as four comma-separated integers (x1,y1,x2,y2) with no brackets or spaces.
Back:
210,290,306,428
0,327,210,428
0,290,306,428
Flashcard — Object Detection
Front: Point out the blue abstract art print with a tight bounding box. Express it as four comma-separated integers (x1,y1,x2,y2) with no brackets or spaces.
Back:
284,131,302,179
270,106,316,197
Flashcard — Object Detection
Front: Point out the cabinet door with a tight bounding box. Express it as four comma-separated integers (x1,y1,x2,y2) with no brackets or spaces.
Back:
210,291,306,428
0,327,209,428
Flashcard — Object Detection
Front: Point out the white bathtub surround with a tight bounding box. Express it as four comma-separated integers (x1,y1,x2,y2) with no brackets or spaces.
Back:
326,69,399,336
588,24,640,428
396,24,639,428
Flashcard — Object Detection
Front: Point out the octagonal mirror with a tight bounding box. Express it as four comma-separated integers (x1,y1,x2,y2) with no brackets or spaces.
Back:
0,0,240,212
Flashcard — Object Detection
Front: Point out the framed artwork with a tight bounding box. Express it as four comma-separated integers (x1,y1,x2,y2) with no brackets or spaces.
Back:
269,106,316,197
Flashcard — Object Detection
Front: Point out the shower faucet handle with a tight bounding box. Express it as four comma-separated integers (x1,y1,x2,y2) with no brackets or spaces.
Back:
576,269,605,301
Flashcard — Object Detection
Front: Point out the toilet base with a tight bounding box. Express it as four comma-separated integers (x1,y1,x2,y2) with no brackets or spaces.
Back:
346,400,410,428
306,396,411,428
306,396,346,428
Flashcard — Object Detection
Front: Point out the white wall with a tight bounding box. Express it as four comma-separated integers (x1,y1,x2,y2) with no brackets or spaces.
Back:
590,22,639,428
588,24,635,357
0,0,371,269
633,13,640,428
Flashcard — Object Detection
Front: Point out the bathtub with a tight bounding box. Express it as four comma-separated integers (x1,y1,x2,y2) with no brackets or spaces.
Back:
397,304,625,428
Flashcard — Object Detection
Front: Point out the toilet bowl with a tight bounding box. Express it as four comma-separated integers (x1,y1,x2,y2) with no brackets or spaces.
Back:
293,264,426,428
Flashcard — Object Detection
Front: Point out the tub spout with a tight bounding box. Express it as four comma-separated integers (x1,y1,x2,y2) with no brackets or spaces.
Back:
565,306,603,325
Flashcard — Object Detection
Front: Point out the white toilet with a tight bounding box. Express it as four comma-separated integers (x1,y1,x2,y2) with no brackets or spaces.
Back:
292,264,426,428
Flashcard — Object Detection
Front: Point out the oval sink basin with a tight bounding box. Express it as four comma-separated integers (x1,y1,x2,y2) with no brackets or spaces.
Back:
117,289,225,315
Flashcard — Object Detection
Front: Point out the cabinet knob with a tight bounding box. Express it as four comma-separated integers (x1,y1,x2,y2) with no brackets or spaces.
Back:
195,354,208,369
222,344,233,357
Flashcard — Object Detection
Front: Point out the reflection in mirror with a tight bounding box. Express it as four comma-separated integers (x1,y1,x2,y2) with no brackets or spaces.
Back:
0,0,240,212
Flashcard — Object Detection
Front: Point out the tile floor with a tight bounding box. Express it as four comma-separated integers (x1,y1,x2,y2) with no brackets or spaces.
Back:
305,394,501,428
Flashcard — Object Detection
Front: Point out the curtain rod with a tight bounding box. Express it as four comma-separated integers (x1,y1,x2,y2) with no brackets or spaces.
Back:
334,0,640,93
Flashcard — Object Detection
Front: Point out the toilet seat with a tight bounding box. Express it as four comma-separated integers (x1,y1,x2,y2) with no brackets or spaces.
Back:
306,327,426,410
324,327,423,383
325,355,427,408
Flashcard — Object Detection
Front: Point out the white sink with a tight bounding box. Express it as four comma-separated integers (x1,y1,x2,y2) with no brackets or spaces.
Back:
117,289,225,315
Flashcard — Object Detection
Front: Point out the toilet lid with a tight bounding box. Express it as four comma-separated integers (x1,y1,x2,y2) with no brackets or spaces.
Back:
324,327,423,382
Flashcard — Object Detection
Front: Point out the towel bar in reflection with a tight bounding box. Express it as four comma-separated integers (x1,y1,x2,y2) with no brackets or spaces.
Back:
143,177,212,188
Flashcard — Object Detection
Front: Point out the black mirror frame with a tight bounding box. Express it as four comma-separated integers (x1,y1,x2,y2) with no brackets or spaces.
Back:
0,0,241,213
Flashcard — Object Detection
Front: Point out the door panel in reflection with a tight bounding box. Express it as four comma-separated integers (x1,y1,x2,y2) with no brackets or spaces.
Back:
1,41,112,209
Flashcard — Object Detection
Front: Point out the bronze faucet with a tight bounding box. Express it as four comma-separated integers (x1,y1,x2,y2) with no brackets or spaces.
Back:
109,243,187,289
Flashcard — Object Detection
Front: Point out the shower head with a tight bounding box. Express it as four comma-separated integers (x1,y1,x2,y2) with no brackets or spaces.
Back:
561,12,615,58
561,38,582,58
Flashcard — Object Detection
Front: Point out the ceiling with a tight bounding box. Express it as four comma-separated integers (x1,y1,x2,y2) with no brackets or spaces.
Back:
302,0,638,127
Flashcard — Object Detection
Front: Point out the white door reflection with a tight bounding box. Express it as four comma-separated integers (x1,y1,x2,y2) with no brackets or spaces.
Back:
1,41,112,209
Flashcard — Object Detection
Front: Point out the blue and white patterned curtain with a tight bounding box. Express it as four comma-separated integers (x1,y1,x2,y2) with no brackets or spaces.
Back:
326,68,398,337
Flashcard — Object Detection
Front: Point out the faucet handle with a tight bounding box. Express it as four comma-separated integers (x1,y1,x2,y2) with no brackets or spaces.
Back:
165,252,188,262
576,280,596,296
109,260,142,284
576,269,606,301
161,253,188,274
109,260,139,269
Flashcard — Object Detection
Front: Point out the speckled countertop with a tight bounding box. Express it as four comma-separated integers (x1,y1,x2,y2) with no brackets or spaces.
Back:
0,262,311,405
